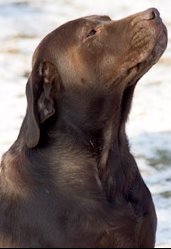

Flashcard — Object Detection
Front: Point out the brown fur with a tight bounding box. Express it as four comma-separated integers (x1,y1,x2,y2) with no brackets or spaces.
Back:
0,8,167,248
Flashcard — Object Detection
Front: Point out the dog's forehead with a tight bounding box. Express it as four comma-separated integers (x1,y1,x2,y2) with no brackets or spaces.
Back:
83,15,111,22
68,15,112,27
32,15,112,66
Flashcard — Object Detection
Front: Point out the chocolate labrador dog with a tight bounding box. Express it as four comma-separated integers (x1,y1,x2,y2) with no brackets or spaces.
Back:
0,8,167,248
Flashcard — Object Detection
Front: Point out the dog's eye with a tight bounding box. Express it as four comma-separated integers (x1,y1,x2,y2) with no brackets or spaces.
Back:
87,29,97,38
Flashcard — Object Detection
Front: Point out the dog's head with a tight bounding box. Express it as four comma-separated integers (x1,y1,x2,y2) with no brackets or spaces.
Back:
25,9,167,148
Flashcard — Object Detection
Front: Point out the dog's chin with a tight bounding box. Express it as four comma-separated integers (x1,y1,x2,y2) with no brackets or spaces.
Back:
151,27,168,63
127,26,168,87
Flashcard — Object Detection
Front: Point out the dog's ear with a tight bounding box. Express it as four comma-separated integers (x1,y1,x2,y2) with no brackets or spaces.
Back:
25,61,59,149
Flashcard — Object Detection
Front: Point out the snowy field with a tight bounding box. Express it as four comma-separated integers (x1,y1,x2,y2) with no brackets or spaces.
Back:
0,0,171,247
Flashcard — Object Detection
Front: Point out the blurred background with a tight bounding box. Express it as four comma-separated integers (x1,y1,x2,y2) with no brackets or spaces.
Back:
0,0,170,247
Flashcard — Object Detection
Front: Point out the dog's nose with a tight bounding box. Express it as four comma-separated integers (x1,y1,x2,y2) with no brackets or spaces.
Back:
141,8,161,21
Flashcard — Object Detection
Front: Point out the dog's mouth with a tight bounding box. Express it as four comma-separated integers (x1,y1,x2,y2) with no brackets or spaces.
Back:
127,23,168,86
153,26,168,59
137,25,167,69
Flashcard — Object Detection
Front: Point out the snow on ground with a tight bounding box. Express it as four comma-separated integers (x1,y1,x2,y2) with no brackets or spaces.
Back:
0,0,171,247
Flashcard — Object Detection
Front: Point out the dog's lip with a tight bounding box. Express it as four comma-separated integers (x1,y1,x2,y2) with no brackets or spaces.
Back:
129,23,168,74
126,24,167,87
145,24,168,63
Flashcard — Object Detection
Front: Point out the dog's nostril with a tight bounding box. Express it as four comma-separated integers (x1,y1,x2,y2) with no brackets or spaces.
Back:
150,11,156,20
143,8,160,21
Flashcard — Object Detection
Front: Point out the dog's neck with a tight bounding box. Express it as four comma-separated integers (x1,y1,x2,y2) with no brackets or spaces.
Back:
59,84,136,148
50,84,137,201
